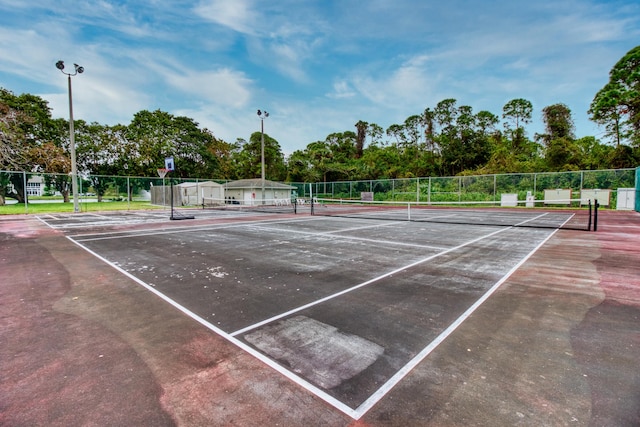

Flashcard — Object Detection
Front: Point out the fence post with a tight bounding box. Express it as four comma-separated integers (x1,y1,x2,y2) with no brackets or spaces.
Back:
493,174,497,203
23,171,28,214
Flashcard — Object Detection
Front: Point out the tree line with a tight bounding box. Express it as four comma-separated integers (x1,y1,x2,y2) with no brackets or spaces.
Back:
1,46,638,204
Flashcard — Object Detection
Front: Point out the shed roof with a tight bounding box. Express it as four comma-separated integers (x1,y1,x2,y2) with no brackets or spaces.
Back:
224,178,295,190
177,181,223,188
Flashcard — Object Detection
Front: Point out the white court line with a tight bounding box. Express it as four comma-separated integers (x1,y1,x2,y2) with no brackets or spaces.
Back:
316,219,406,234
250,223,447,250
84,212,113,219
230,224,516,337
351,226,559,418
68,216,320,241
68,214,410,243
36,216,54,226
64,235,360,419
52,211,554,419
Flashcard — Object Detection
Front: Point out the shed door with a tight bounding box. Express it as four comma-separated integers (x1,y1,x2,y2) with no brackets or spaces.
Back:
244,191,254,205
617,188,635,210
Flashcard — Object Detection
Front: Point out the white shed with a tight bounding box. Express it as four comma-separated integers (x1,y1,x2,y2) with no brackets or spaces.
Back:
224,178,295,205
151,181,224,206
178,181,224,205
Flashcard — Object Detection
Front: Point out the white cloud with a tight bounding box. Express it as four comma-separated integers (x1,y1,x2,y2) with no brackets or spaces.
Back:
193,0,258,35
350,54,439,108
166,67,254,109
327,81,356,99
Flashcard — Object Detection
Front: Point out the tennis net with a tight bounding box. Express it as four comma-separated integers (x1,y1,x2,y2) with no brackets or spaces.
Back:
310,198,598,231
202,196,297,214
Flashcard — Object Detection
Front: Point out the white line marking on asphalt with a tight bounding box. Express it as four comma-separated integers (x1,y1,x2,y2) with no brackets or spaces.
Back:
249,223,447,250
230,225,513,337
43,211,560,420
64,235,361,420
351,227,559,419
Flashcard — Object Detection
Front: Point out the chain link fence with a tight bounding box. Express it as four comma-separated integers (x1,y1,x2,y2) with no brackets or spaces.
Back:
0,168,636,213
291,168,637,209
0,170,230,213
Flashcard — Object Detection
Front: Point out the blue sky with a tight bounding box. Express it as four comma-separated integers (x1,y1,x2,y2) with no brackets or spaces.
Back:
1,0,639,155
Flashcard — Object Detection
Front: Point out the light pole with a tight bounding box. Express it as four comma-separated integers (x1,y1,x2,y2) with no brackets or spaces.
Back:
56,60,84,213
257,109,269,204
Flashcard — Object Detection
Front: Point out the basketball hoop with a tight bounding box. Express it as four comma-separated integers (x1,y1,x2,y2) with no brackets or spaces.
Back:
157,168,169,178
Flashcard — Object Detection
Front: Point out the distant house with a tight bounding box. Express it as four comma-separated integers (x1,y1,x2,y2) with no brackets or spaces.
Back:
26,176,44,197
223,179,295,205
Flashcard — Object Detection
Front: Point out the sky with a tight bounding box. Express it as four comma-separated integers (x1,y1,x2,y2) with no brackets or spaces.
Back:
0,0,639,156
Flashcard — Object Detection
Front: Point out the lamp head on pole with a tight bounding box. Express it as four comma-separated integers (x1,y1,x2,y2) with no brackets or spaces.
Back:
257,110,269,119
56,60,84,76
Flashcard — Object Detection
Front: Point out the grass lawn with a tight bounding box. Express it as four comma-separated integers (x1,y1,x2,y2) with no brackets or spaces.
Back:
0,201,163,215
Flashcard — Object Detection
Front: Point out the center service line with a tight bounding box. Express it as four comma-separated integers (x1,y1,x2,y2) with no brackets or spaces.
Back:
230,224,517,338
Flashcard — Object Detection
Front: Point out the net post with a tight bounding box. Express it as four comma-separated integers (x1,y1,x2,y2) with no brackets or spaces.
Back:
170,182,174,219
588,199,592,231
294,197,297,214
593,199,599,231
310,197,314,215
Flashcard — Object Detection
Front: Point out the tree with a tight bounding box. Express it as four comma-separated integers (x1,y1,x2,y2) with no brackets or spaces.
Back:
545,137,582,171
286,149,313,182
0,93,30,171
421,107,437,152
125,109,222,179
0,88,61,203
502,98,533,151
367,123,384,147
75,122,128,201
541,104,574,142
432,101,493,174
325,131,357,163
537,104,583,171
0,97,32,204
360,144,402,179
386,124,405,146
573,136,613,170
589,45,640,146
232,132,287,181
354,120,367,159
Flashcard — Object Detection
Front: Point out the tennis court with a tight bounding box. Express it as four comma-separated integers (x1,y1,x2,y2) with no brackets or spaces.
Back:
2,207,640,425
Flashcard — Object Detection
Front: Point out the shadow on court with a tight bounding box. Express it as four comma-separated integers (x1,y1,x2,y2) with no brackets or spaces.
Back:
1,209,639,426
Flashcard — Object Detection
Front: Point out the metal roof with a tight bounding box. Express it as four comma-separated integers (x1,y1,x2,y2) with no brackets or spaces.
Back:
224,178,295,189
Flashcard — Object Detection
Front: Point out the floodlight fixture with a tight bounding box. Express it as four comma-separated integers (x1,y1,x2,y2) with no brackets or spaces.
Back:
56,60,84,76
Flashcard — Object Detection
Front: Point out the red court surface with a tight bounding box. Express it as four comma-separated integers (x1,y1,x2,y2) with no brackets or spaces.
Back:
1,209,639,426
